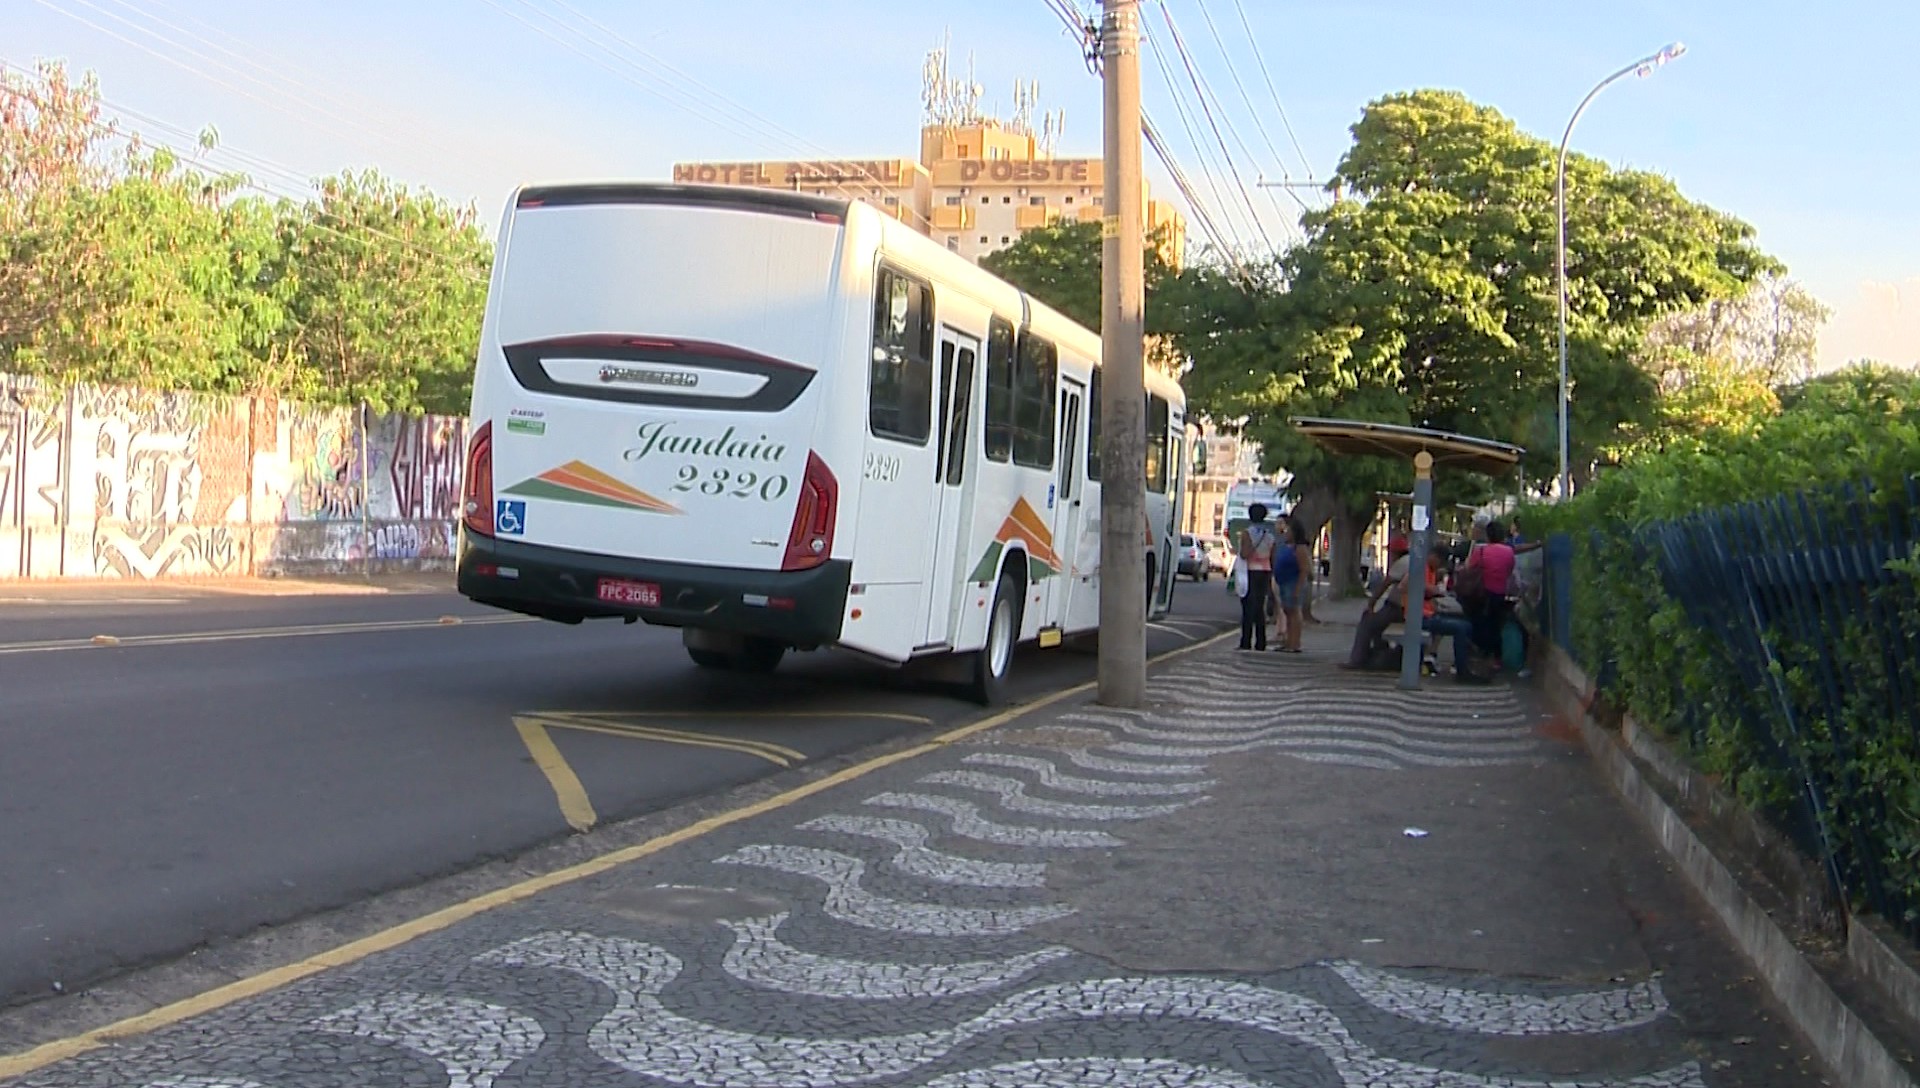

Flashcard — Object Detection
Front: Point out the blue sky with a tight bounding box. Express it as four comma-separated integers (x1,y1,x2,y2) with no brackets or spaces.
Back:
9,0,1918,368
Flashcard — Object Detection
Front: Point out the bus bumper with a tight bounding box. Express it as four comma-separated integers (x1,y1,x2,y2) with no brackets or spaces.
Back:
457,532,850,647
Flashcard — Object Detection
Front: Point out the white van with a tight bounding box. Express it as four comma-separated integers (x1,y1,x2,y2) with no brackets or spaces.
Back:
457,183,1187,702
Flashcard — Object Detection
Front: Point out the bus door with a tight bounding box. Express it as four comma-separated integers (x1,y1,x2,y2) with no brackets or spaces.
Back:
922,328,979,648
1054,377,1090,632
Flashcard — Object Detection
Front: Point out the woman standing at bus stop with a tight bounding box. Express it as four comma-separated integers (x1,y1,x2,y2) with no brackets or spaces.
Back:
1236,504,1277,652
1274,519,1311,652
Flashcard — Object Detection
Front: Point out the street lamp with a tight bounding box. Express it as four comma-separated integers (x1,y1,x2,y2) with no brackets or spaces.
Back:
1556,41,1686,499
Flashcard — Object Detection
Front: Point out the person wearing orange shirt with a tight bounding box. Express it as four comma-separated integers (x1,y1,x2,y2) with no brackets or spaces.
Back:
1413,548,1484,683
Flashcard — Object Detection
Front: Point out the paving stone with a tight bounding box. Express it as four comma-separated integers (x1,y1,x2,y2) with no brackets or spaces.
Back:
1,639,1831,1087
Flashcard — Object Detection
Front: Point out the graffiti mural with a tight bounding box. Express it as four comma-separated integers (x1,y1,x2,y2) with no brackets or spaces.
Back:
0,379,466,580
384,415,465,521
278,407,366,522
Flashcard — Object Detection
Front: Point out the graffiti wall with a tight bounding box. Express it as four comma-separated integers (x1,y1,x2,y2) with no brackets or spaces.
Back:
0,378,466,580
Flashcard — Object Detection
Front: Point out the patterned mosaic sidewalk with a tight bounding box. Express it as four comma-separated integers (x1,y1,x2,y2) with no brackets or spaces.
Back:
2,640,1831,1088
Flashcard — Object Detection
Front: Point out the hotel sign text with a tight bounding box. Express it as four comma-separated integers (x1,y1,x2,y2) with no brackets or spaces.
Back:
673,160,908,186
957,159,1095,183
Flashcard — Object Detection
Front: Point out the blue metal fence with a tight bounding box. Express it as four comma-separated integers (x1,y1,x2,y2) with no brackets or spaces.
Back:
1542,477,1920,938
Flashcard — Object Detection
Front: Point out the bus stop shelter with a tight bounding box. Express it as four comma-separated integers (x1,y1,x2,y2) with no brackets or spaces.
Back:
1290,417,1523,689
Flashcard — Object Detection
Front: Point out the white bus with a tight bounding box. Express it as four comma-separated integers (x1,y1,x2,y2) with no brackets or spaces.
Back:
456,183,1187,703
1222,480,1288,538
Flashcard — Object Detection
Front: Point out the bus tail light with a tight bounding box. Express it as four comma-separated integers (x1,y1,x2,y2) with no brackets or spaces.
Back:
462,421,494,537
782,452,837,571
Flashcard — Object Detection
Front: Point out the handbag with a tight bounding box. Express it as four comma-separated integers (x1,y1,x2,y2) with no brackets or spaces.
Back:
1454,561,1487,606
1229,557,1249,598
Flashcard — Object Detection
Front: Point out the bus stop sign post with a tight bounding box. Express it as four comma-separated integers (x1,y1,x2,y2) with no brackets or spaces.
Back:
1097,0,1147,708
1398,450,1434,690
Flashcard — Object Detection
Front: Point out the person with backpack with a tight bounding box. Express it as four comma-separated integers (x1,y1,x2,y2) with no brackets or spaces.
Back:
1235,504,1277,652
1462,519,1518,665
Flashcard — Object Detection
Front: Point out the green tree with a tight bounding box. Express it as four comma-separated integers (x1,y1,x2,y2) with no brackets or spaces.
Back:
2,64,492,413
979,219,1176,333
1175,90,1780,588
0,61,116,364
5,140,289,394
274,169,493,414
1291,90,1773,483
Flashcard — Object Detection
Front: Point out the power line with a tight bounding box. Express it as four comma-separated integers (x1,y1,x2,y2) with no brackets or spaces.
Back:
471,0,778,152
1152,2,1273,253
1228,0,1316,183
23,0,505,273
1038,1,1248,275
100,0,474,164
0,59,490,281
483,0,936,231
1141,115,1239,271
1036,0,1101,72
32,0,449,166
1189,0,1309,224
541,0,882,159
1139,16,1256,252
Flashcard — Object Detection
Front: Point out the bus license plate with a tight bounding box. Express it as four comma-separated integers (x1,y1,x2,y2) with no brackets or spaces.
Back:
596,578,661,607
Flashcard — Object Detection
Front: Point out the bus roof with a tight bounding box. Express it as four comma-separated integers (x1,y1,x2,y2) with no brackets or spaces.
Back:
514,182,850,223
509,182,1183,407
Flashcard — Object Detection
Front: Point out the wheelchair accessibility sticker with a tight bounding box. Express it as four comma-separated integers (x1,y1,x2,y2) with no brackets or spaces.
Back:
496,499,527,536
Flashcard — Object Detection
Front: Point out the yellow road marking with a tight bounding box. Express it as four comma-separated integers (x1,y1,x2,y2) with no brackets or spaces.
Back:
0,629,1233,1080
562,718,805,764
0,614,535,656
516,714,799,767
512,720,598,832
603,709,935,727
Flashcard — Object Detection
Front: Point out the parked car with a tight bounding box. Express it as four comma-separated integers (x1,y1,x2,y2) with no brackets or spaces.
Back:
1177,534,1210,580
1202,535,1233,574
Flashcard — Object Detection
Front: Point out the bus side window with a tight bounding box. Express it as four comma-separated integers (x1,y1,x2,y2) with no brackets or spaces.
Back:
1144,394,1169,492
1012,332,1056,469
869,268,933,444
1167,411,1184,495
984,316,1016,462
1085,370,1102,482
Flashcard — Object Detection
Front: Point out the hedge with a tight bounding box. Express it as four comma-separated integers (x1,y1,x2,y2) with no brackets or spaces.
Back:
1526,364,1920,930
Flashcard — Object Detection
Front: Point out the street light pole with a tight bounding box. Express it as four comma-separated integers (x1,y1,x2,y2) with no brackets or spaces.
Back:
1556,42,1686,499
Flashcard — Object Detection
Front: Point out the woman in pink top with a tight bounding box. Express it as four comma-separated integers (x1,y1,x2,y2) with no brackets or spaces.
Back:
1235,504,1277,652
1464,520,1517,662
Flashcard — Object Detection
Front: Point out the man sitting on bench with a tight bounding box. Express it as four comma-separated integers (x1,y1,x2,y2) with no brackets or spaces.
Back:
1340,534,1411,670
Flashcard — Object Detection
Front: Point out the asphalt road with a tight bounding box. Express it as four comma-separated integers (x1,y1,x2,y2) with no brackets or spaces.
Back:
0,573,1239,1011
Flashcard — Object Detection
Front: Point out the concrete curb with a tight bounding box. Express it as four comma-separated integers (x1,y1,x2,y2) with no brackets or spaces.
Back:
1543,643,1915,1088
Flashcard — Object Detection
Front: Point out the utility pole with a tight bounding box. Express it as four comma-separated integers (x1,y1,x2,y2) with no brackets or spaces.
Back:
1097,0,1147,707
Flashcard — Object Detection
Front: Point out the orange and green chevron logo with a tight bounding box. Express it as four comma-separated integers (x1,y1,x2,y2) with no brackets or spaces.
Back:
967,497,1062,583
503,460,683,515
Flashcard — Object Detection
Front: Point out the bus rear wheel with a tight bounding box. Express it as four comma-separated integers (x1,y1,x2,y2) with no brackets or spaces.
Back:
735,637,787,674
683,629,783,673
968,573,1021,706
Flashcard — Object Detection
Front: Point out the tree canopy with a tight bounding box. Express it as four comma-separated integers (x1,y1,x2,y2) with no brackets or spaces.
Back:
0,62,490,415
980,219,1177,333
1235,90,1777,492
985,89,1803,589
